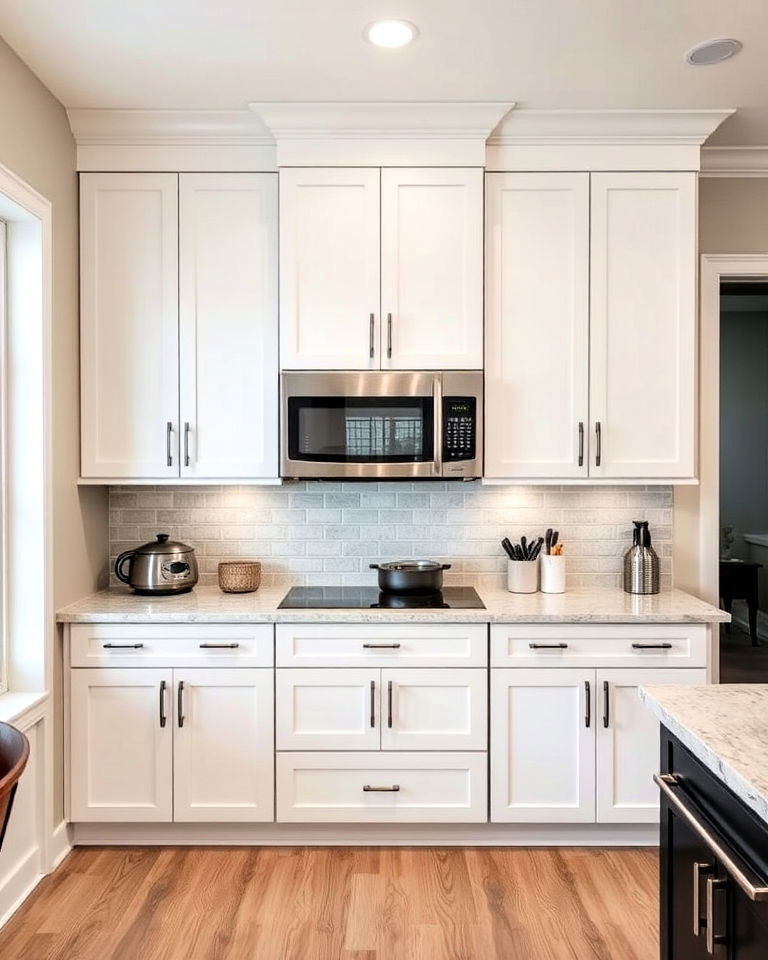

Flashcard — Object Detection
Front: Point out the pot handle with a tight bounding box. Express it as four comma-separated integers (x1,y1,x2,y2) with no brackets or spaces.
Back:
115,550,136,584
441,564,452,570
369,564,381,570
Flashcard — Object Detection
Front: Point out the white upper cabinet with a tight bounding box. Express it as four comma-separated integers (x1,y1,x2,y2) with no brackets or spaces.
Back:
485,170,697,481
279,168,381,370
80,173,179,478
485,173,590,478
179,174,278,478
589,172,697,478
381,168,483,369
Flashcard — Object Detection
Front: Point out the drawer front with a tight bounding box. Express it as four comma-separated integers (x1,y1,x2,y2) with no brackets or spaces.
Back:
491,624,707,668
276,752,487,823
276,668,380,751
380,669,487,751
69,623,274,667
276,623,487,668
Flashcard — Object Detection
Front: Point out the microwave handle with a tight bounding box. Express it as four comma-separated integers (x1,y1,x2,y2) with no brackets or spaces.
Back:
433,375,443,477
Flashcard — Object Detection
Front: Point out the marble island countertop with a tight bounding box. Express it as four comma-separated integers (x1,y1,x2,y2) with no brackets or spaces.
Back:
640,684,768,825
56,585,728,624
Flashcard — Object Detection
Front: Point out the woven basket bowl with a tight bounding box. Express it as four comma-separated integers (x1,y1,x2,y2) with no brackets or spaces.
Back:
218,561,261,594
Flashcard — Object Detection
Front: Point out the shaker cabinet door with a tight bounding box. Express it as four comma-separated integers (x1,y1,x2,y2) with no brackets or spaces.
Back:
173,668,274,822
70,668,173,822
279,168,380,370
381,168,483,370
589,172,697,479
178,174,278,479
490,668,595,823
80,173,180,478
485,172,590,478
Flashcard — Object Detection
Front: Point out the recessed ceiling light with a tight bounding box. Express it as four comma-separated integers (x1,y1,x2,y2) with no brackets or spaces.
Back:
685,38,742,66
364,20,418,48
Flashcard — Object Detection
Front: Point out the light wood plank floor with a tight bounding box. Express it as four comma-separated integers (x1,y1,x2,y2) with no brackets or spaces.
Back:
0,846,659,959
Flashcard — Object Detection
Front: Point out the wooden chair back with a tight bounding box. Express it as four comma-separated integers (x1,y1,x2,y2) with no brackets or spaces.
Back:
0,722,30,852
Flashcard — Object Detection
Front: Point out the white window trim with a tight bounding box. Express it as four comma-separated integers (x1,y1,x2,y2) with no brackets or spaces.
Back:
0,219,7,694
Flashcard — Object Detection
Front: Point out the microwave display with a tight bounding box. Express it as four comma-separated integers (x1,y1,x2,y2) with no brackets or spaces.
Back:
288,397,435,463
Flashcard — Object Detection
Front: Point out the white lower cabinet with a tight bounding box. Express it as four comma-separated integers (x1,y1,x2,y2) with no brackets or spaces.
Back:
173,669,274,822
276,752,487,823
70,668,173,823
490,668,595,823
595,668,705,823
491,663,706,824
69,666,274,823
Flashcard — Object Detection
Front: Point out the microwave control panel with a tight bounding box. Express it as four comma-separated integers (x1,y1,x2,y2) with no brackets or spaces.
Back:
442,397,476,461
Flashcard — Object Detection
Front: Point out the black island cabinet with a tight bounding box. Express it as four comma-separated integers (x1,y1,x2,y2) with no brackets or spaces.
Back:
659,728,768,958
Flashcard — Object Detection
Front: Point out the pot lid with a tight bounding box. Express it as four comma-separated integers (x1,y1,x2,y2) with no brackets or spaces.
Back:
133,533,195,555
377,560,444,572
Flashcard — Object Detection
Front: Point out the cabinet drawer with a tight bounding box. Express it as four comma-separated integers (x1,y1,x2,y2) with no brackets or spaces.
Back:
276,752,487,823
276,623,487,667
69,623,274,667
491,624,707,668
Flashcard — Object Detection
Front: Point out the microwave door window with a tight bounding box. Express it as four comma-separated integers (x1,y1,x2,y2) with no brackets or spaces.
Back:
289,398,434,462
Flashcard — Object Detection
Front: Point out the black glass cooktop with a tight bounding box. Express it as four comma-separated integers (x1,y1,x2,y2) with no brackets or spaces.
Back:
279,586,485,610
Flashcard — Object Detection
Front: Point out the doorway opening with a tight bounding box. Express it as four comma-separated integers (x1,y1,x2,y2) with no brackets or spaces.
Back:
719,279,768,681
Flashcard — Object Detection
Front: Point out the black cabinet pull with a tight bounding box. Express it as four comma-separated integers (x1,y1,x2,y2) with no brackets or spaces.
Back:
363,784,400,792
387,680,393,729
631,643,673,650
369,313,375,359
602,680,609,728
370,680,375,728
595,421,602,467
578,421,584,467
584,680,591,728
363,643,401,649
159,680,167,728
386,313,393,359
529,643,568,649
177,680,185,728
103,643,144,649
199,642,240,649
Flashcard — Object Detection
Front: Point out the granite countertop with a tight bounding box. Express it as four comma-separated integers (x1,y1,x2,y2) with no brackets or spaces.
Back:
640,684,768,825
56,585,728,624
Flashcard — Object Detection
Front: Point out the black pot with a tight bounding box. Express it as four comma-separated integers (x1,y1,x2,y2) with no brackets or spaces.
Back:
369,560,451,594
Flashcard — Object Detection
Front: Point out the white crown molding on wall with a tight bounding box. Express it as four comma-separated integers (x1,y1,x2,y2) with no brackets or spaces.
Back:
67,109,277,171
700,146,768,177
248,101,516,165
486,108,735,171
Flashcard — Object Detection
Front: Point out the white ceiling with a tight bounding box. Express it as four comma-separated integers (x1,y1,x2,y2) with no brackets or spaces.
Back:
0,0,766,145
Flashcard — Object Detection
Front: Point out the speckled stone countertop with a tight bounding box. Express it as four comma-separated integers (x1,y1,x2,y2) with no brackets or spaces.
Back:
640,684,768,825
56,585,728,624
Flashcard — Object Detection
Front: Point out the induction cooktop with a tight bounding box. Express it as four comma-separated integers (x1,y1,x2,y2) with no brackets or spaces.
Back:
278,586,485,610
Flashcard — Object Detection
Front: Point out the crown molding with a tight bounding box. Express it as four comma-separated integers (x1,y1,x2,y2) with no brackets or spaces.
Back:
67,109,277,171
700,146,768,177
248,101,515,165
486,108,735,171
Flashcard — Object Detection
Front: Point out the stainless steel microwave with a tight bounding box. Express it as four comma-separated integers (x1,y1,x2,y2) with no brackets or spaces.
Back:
281,371,483,479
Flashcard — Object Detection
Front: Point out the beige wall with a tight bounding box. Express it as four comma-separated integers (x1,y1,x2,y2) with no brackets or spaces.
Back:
675,178,768,600
0,36,108,822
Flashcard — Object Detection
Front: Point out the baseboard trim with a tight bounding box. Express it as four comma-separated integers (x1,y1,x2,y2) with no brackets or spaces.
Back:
0,848,42,930
49,820,73,870
73,821,658,847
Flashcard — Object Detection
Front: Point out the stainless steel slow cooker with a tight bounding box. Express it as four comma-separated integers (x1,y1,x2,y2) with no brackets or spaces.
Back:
115,533,199,596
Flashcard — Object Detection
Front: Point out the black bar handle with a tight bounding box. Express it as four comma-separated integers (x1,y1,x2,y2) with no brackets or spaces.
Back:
363,643,401,649
585,680,591,728
631,643,673,650
578,422,584,467
199,642,240,649
387,313,392,359
529,643,568,649
387,680,393,729
603,680,609,728
103,642,144,649
595,421,602,467
159,680,167,728
177,680,185,728
363,784,400,792
370,679,375,728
